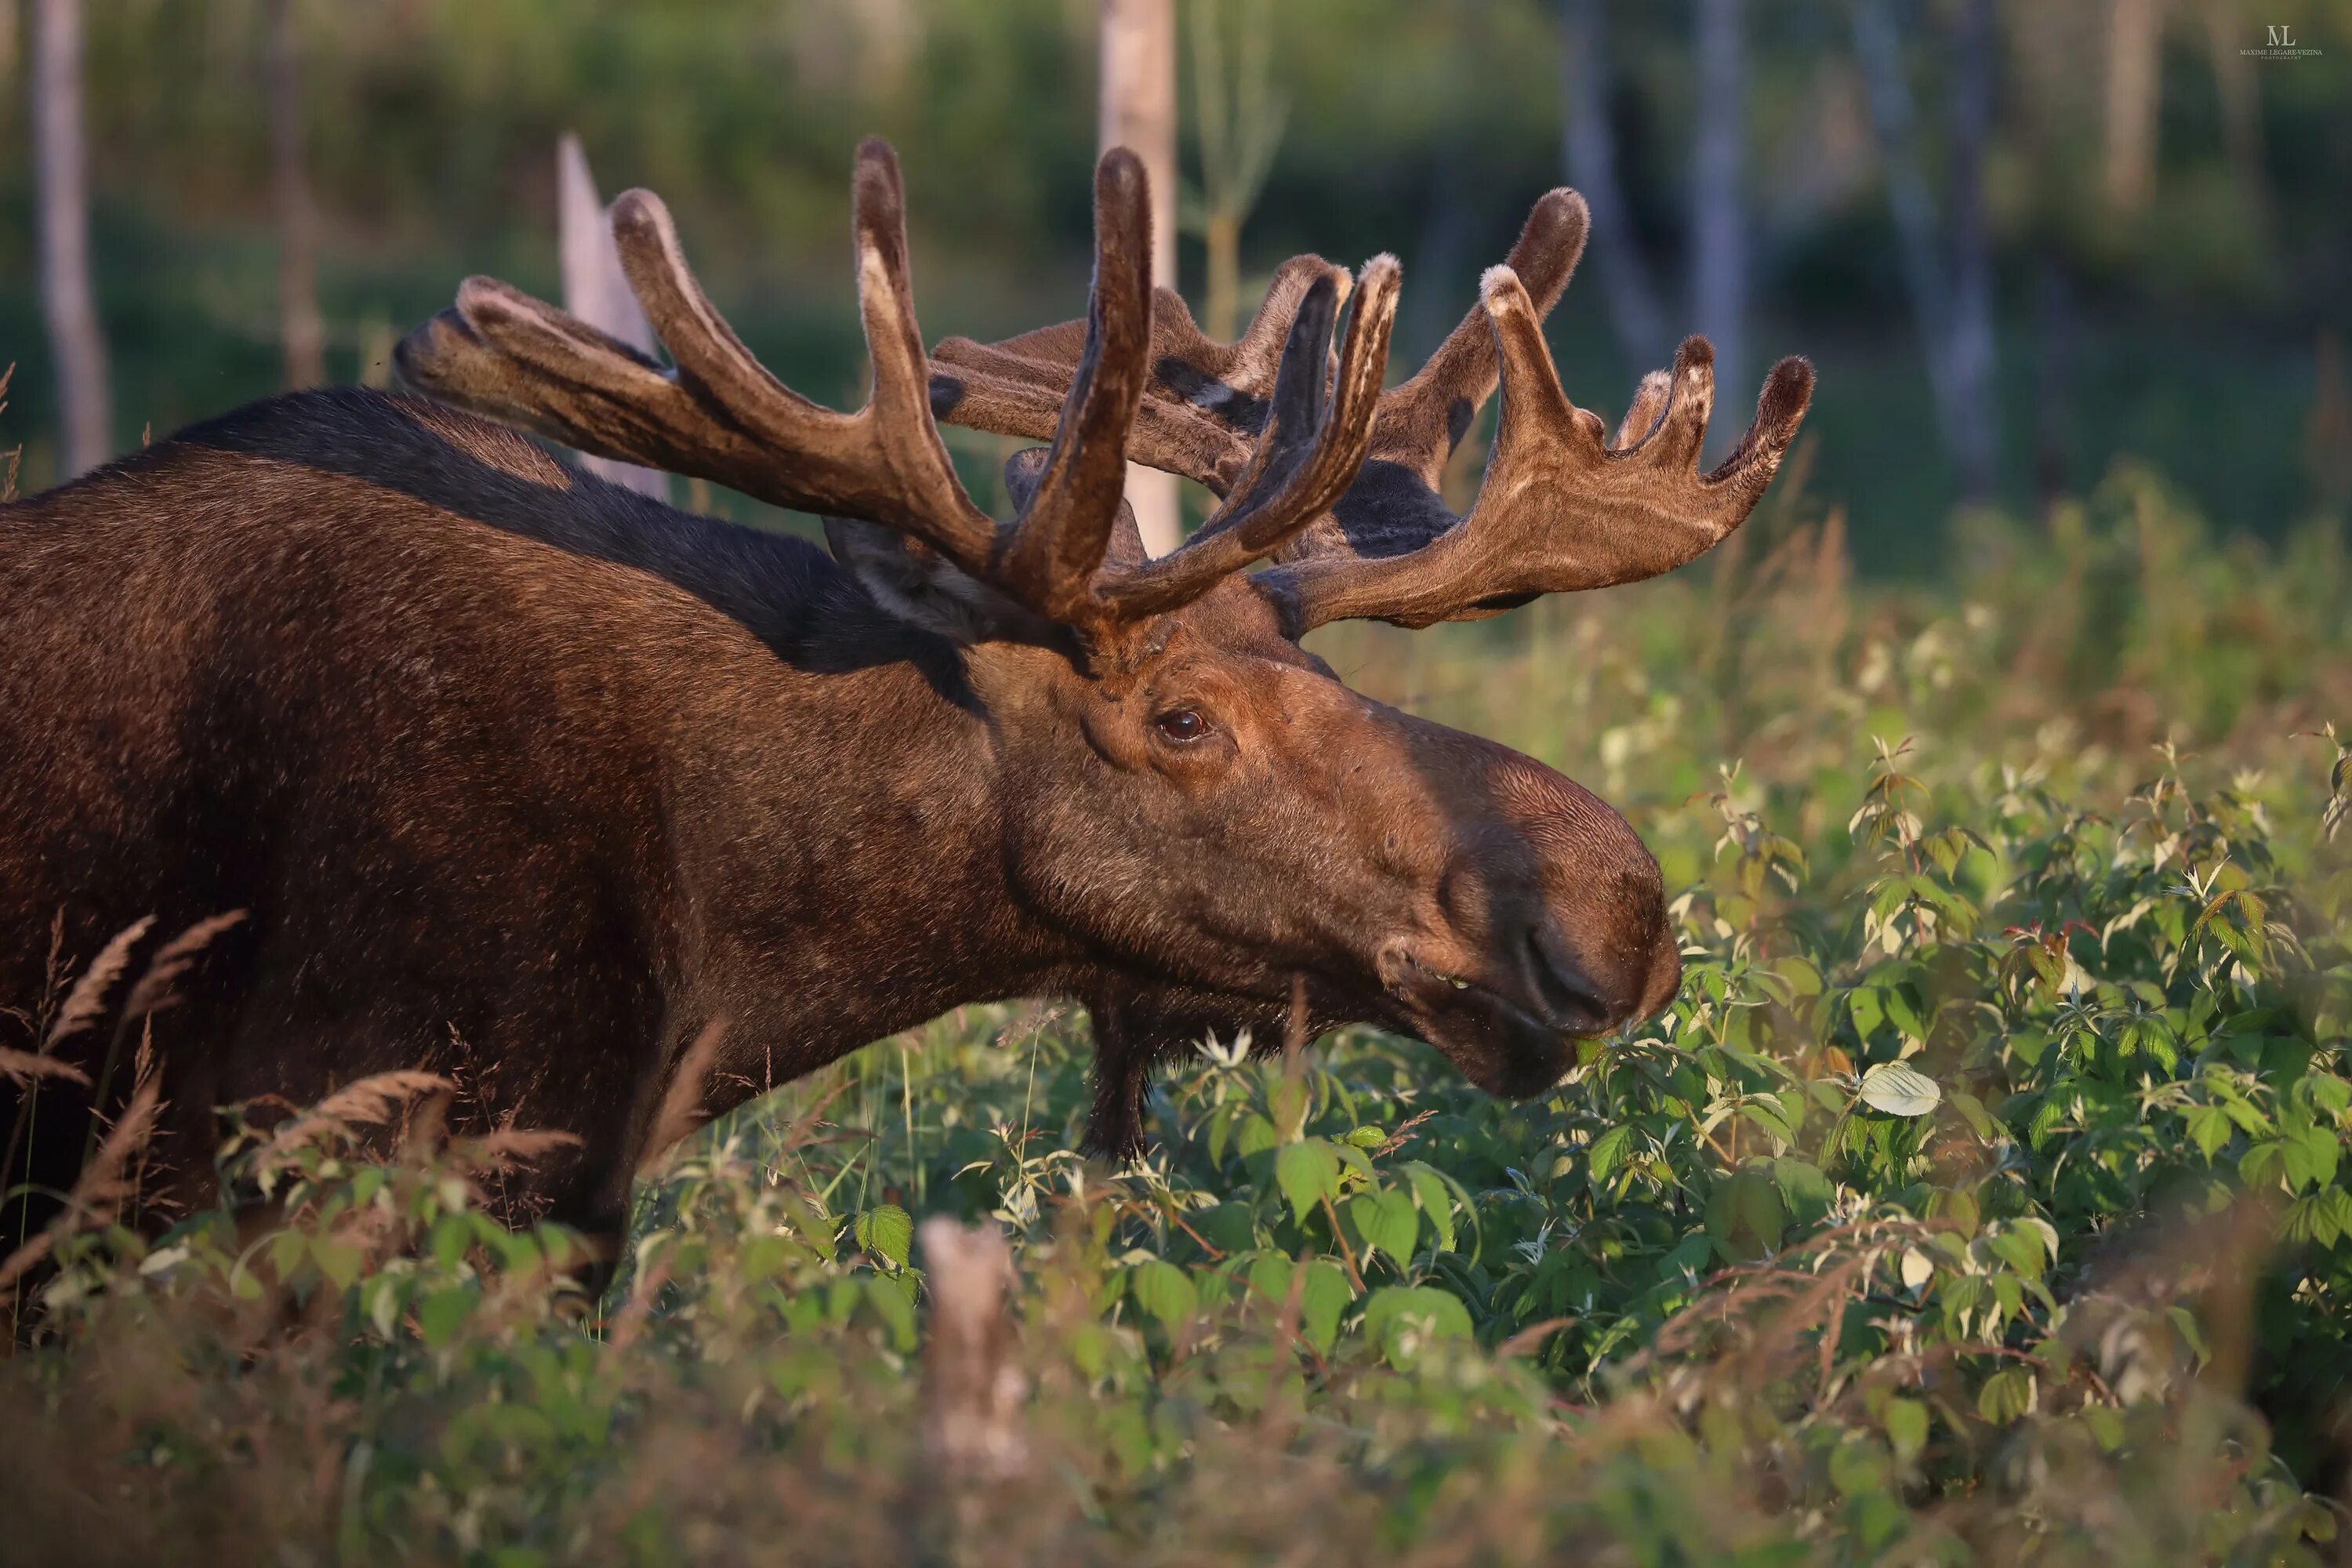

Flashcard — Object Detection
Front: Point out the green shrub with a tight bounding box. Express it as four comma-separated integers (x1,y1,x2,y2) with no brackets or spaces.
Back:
4,472,2348,1564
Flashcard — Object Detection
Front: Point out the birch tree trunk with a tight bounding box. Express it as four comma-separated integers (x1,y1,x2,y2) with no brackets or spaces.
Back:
1099,0,1181,557
2198,0,2267,222
557,134,668,499
1689,0,1748,464
1848,0,1998,501
1559,0,1668,374
2103,0,2161,213
32,0,110,476
265,0,326,389
1945,0,1998,501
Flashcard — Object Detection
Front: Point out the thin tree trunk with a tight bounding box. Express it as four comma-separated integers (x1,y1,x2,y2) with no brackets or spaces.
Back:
1559,0,1668,374
1098,0,1181,556
1848,0,1969,485
31,0,109,476
1689,0,1748,463
2199,0,2267,221
2031,253,2077,508
2103,0,2160,212
557,134,669,499
265,0,325,389
1945,0,1998,501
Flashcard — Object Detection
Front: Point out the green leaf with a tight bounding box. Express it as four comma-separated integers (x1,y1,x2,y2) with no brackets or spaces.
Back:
1657,1232,1715,1283
310,1236,365,1294
1976,1367,2035,1424
1275,1139,1341,1225
1298,1260,1354,1353
1847,987,1886,1041
2283,1125,2339,1193
1585,1125,1634,1184
865,1272,916,1350
1246,1251,1294,1312
1403,1163,1457,1254
1361,1285,1473,1366
1348,1186,1420,1265
1882,983,1929,1041
1858,1061,1942,1117
1127,1259,1197,1328
1950,1091,1998,1142
855,1205,913,1269
2307,1073,2352,1116
1191,1200,1256,1258
1234,1112,1280,1160
1883,1396,1929,1460
1341,1124,1388,1150
417,1285,477,1349
2184,1104,2233,1159
1770,1158,1837,1226
1987,1226,2045,1280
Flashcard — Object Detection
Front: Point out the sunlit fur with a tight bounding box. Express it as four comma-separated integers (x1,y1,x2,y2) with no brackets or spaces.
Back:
0,389,1678,1257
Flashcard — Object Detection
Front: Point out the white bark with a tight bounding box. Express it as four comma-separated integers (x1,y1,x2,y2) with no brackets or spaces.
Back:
1689,0,1748,464
2103,0,2161,212
1559,0,1669,373
1848,0,1998,500
918,1218,1028,1483
557,135,668,499
32,0,110,477
1099,0,1181,557
1946,0,1998,501
266,0,325,389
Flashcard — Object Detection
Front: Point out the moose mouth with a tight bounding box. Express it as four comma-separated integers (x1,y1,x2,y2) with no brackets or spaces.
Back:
1377,948,1605,1100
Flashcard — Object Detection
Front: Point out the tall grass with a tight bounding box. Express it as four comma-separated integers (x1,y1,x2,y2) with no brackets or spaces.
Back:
2,466,2347,1566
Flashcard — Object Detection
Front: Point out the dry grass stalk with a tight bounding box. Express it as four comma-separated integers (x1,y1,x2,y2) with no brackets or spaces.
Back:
641,1017,728,1171
0,1048,89,1087
256,1069,455,1177
470,1126,585,1168
43,916,154,1050
0,1073,164,1301
917,1217,1029,1483
115,910,246,1025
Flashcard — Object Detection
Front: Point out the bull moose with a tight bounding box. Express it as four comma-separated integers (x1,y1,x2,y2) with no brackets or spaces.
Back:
0,140,1810,1258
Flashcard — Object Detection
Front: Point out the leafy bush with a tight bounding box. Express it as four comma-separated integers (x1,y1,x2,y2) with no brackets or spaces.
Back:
3,470,2348,1564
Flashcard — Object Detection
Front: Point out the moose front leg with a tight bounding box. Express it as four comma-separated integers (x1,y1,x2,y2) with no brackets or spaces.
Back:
1081,993,1171,1160
1082,985,1308,1159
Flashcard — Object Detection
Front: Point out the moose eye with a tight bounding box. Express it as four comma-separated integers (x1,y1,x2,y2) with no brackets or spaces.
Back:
1152,707,1208,743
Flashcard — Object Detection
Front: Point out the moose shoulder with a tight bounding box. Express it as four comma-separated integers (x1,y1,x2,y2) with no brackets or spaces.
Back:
0,140,1809,1258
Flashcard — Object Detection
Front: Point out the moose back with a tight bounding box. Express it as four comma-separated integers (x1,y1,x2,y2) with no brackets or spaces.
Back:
0,140,1809,1256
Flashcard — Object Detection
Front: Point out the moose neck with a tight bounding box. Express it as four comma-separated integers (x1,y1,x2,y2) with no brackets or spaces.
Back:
652,575,1083,1092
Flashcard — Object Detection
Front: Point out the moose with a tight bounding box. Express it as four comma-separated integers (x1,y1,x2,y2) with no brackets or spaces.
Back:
0,140,1809,1259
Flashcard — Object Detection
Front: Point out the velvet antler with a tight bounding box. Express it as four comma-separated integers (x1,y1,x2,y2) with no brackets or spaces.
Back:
931,187,1813,633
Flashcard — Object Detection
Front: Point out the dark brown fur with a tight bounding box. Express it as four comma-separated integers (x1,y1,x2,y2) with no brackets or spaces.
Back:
2,141,1810,1260
0,389,1679,1254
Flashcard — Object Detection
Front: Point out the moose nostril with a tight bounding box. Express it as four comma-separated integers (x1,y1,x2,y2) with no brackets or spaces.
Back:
1524,928,1610,1029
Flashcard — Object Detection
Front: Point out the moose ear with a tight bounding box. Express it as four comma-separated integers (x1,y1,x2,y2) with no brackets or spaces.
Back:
822,517,1036,644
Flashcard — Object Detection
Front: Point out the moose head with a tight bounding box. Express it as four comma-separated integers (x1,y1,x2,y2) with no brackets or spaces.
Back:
397,138,1811,1156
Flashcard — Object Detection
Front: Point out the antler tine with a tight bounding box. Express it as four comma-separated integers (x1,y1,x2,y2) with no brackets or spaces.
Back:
401,278,777,478
401,138,1170,630
1261,253,1814,633
931,251,1353,495
1365,189,1592,488
1096,255,1399,619
992,148,1155,623
604,141,1001,580
400,140,1002,581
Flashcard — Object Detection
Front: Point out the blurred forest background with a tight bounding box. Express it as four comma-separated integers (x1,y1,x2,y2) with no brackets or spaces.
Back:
1,0,2347,572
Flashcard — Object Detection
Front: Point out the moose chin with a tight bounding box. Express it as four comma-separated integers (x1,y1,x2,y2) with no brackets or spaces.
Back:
0,138,1809,1261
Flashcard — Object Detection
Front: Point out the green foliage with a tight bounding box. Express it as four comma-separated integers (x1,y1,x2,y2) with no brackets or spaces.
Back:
4,481,2351,1563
